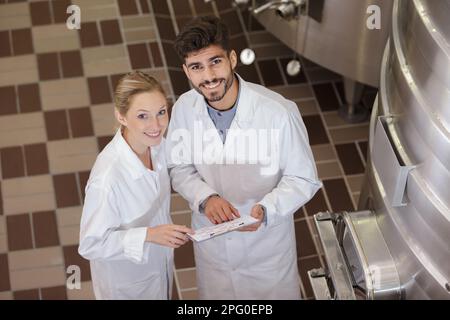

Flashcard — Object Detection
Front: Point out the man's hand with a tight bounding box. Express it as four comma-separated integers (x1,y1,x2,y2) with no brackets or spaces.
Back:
237,204,264,232
204,195,240,224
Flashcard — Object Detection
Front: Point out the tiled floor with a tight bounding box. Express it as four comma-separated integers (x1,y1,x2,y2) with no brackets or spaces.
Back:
0,0,376,300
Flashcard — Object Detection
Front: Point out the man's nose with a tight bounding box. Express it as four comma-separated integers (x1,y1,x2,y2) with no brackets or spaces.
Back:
203,66,216,82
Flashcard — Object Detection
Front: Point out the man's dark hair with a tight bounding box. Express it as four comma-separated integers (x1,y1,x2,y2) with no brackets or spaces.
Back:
174,16,230,61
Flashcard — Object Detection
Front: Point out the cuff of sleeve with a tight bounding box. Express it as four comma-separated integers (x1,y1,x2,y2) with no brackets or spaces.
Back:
123,227,148,264
194,189,218,214
258,199,278,227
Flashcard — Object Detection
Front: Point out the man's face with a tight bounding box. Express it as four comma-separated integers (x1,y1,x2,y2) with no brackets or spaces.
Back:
182,45,237,104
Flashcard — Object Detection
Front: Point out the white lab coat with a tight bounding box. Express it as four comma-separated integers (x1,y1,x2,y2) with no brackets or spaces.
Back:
79,129,173,300
166,75,322,299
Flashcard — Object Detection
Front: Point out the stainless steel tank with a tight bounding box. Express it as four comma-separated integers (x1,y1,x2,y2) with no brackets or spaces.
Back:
308,0,450,299
250,0,393,122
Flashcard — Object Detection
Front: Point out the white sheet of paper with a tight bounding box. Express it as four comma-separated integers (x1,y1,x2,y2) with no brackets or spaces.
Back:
188,215,260,242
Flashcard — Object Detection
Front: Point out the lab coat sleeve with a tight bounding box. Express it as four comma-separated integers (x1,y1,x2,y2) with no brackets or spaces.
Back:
78,184,148,264
258,106,322,226
166,102,218,213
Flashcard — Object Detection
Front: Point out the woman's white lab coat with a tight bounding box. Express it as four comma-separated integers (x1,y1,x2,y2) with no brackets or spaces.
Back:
79,129,173,300
166,75,322,299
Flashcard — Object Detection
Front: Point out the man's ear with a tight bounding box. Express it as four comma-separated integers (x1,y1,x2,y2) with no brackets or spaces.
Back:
182,63,191,80
229,50,238,70
115,109,127,127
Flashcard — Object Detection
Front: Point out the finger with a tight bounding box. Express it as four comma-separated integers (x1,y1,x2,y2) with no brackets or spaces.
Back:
172,231,189,242
230,205,240,218
222,205,236,221
172,225,194,234
217,207,231,222
205,211,219,224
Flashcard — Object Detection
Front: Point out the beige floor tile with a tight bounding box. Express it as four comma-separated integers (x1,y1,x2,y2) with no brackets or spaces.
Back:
296,99,319,115
9,247,64,271
72,0,118,22
47,137,98,174
0,55,38,86
271,84,313,100
10,265,66,291
180,288,198,300
67,281,95,300
140,68,168,83
122,16,154,29
322,111,351,127
311,144,336,162
347,174,365,193
316,161,342,179
0,3,30,31
328,124,370,143
56,206,83,227
124,29,157,43
176,269,197,290
32,24,80,53
0,113,46,148
59,225,80,246
352,193,360,208
41,78,89,111
91,103,117,137
82,45,130,77
171,212,191,227
0,216,5,234
0,292,13,300
0,234,7,253
2,175,55,216
170,194,190,213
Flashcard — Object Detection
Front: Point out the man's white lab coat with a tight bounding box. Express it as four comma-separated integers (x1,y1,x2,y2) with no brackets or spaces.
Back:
166,75,322,299
79,129,173,300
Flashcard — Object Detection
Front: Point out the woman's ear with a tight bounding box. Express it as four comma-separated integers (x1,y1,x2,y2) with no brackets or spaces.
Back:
115,109,127,127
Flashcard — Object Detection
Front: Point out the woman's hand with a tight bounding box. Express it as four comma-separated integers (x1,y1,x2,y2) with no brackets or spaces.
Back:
146,224,194,248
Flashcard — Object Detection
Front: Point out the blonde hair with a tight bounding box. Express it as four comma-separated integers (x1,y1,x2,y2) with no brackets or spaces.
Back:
114,71,166,116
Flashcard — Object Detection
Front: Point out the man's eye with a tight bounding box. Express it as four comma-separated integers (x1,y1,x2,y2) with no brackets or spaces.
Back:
212,59,221,65
191,65,201,71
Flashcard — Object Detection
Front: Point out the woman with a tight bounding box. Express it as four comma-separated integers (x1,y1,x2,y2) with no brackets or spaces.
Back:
79,71,193,300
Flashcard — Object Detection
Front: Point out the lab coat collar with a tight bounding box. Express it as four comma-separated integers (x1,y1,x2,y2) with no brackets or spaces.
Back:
111,129,160,180
194,73,256,127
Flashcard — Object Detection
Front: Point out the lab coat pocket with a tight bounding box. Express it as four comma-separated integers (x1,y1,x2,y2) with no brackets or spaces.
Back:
116,273,163,300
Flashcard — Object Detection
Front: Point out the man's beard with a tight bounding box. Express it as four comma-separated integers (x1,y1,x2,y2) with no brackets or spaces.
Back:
193,73,234,103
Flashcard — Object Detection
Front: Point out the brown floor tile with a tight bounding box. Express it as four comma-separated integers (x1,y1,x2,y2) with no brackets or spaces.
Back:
52,0,72,24
323,178,354,212
60,50,83,78
18,83,41,113
297,255,322,298
335,143,365,175
44,110,70,141
215,0,233,11
0,31,11,57
171,279,179,300
174,241,195,269
128,43,151,69
78,22,101,48
0,183,3,215
97,136,113,152
305,189,329,216
151,0,170,15
280,58,307,84
11,28,33,55
302,115,329,145
0,254,11,291
139,0,150,13
0,86,17,115
229,34,248,57
236,63,261,84
37,52,61,81
258,59,284,87
87,76,111,105
53,173,80,208
13,289,40,300
240,10,265,32
1,146,25,179
118,0,139,16
162,41,180,68
24,143,49,176
171,0,192,16
30,1,52,26
7,214,33,251
295,219,317,258
175,16,192,33
100,19,123,45
220,10,243,36
68,107,94,138
41,285,67,300
110,73,126,93
193,0,214,15
32,210,59,248
312,83,340,111
78,171,90,201
169,69,190,97
149,42,163,67
358,141,368,163
155,16,176,41
63,245,91,282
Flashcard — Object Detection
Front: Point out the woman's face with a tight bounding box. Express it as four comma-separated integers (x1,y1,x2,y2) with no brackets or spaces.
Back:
116,90,169,153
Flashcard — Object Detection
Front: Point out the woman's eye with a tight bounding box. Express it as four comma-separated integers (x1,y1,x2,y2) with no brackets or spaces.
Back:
138,114,147,119
158,110,166,116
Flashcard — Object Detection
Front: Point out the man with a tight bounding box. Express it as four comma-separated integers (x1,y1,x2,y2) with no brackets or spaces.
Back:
166,16,322,299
